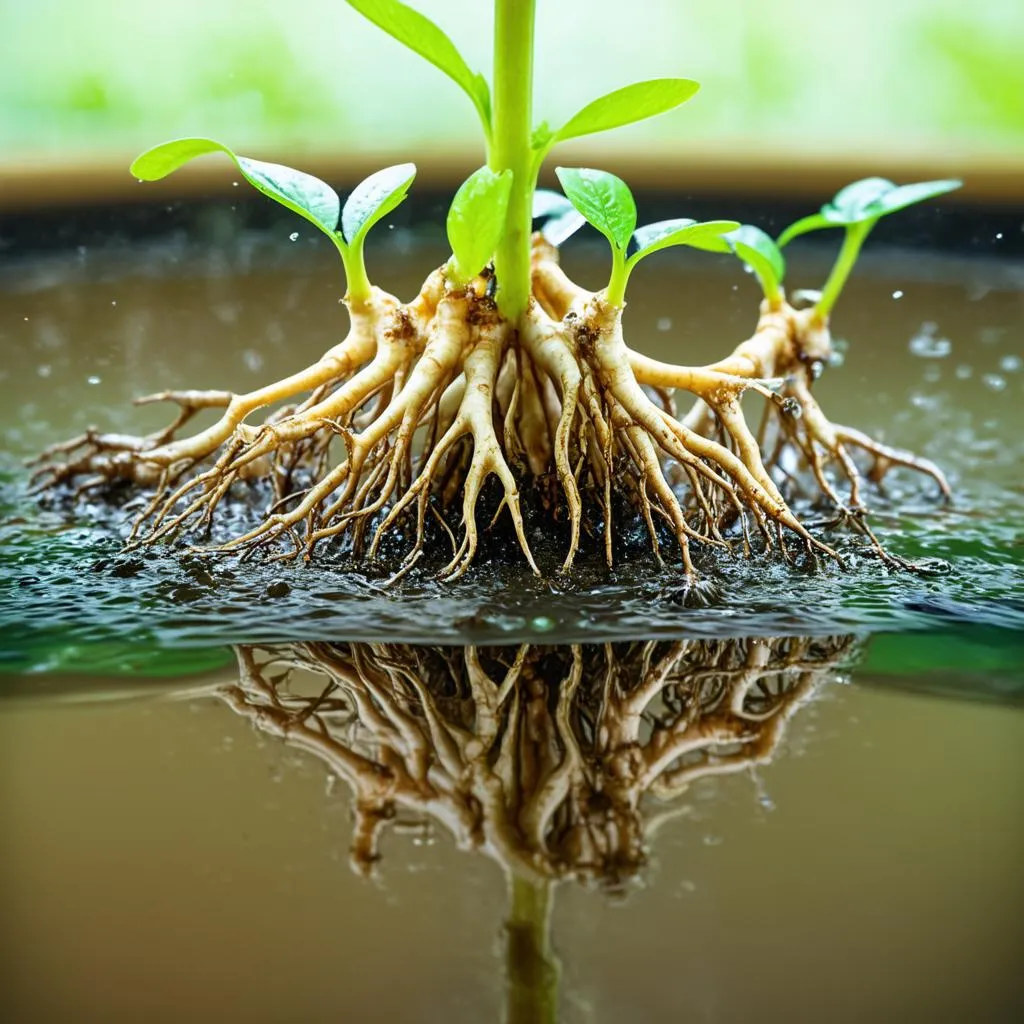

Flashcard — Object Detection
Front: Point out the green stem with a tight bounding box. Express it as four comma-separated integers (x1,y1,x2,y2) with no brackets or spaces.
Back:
490,0,537,322
813,218,875,323
342,242,373,309
605,248,629,307
504,874,560,1024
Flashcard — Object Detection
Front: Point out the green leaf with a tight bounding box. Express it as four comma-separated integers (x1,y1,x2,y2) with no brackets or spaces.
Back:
846,178,962,219
629,218,740,263
341,162,416,245
131,137,342,245
555,167,636,251
779,177,963,245
827,177,895,222
346,0,491,130
690,224,786,295
446,166,513,282
553,79,700,144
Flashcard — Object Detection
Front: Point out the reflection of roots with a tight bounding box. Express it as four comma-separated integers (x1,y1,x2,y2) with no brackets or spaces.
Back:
214,636,857,888
29,236,947,581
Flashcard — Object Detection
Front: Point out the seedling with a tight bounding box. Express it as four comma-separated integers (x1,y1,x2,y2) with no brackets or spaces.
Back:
33,0,962,588
777,177,963,321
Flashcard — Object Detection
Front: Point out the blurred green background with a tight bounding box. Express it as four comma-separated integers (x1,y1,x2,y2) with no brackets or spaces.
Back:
2,0,1023,173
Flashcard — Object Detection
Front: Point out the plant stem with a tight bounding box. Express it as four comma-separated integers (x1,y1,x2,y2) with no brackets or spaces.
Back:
343,244,373,310
491,0,537,322
504,874,559,1024
813,219,875,323
605,248,629,307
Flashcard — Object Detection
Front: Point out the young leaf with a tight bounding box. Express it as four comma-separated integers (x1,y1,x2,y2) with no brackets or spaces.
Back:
827,177,896,222
689,225,786,298
779,177,962,246
628,218,740,264
131,137,342,245
840,178,962,219
341,163,416,246
553,79,700,144
346,0,491,131
555,167,636,251
446,166,513,283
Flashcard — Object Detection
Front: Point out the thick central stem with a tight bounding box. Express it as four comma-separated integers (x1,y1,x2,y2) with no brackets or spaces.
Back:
491,0,537,323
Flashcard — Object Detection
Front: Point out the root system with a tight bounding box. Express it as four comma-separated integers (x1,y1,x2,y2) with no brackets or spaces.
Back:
31,237,949,584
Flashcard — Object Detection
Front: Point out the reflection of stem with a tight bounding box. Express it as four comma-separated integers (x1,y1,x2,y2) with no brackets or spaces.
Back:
505,874,559,1024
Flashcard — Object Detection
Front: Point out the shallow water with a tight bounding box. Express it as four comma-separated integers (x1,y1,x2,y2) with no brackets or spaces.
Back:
1,638,1022,1023
0,220,1022,1021
0,232,1022,666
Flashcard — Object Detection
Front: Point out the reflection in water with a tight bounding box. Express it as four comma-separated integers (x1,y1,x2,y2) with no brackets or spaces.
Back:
204,635,856,1022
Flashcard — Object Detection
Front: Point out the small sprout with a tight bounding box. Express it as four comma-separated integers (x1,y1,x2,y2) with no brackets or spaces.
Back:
555,167,737,307
689,225,786,306
131,140,419,305
532,189,586,246
446,166,513,284
345,0,491,138
776,177,962,320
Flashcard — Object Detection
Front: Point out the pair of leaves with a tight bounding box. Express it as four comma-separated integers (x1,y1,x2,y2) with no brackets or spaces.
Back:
346,0,491,133
347,1,698,153
553,166,737,267
779,177,962,246
131,138,416,255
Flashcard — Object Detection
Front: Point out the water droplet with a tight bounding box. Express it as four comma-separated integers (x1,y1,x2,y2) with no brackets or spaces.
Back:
388,223,395,230
243,349,264,372
702,834,724,847
37,364,51,378
232,181,239,187
657,317,672,332
23,317,29,322
532,615,556,632
982,373,1007,392
111,300,117,306
908,322,951,359
892,289,904,300
87,375,101,385
955,364,973,380
782,397,801,418
289,232,299,241
999,354,1021,373
995,232,1004,240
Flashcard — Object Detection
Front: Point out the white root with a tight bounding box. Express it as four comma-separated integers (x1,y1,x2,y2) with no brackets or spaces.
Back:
31,239,948,579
